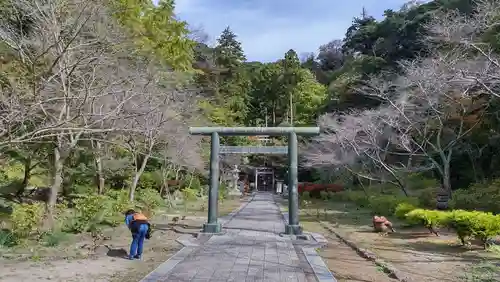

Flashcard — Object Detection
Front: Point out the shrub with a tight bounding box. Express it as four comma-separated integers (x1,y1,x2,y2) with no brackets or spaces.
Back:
104,190,132,226
0,229,17,247
136,171,163,191
10,203,45,237
218,183,228,202
65,194,108,233
218,190,227,203
183,176,202,190
416,187,437,208
300,191,311,208
366,183,401,194
368,195,419,216
340,191,371,207
394,202,418,220
334,191,418,216
406,173,439,191
52,201,71,229
180,187,198,214
69,184,94,195
325,184,343,192
449,179,500,213
405,209,449,235
39,230,68,247
298,183,343,197
182,188,198,201
444,210,500,247
319,191,329,201
137,188,164,217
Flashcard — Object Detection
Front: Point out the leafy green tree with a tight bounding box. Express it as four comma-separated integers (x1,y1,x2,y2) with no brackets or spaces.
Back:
292,69,327,125
246,62,284,126
110,0,195,71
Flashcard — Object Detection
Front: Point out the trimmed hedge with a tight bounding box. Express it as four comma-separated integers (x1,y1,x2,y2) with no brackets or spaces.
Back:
403,208,500,247
329,190,500,248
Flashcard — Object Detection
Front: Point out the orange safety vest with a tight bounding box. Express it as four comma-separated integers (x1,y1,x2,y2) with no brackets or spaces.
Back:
132,213,148,222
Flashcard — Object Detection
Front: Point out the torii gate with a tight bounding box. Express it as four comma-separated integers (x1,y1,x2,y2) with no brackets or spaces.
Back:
189,126,320,235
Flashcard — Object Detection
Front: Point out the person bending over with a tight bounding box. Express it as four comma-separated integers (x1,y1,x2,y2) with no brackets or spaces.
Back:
124,209,151,260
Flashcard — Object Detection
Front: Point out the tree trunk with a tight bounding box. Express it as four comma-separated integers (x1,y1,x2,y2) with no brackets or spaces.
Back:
94,141,105,194
22,157,31,189
272,107,276,126
129,154,150,202
16,157,32,199
160,164,171,197
49,146,63,207
442,161,452,198
174,167,181,180
467,150,479,183
187,169,195,189
394,179,409,197
357,175,369,196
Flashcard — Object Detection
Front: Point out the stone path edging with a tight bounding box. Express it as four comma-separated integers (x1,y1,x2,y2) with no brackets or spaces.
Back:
302,247,338,282
139,247,196,282
274,195,337,282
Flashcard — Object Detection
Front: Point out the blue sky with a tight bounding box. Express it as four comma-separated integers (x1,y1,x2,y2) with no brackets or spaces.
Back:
160,0,417,62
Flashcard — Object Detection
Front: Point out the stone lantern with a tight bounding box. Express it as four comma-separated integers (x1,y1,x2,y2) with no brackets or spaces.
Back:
228,164,242,196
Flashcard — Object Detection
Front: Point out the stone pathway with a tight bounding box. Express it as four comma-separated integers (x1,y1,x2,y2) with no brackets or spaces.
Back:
144,193,319,282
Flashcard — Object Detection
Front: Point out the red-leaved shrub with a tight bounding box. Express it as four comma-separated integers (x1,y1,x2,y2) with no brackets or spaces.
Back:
298,183,343,197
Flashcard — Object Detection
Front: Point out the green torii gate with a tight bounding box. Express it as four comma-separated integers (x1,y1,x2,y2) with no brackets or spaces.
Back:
189,126,320,235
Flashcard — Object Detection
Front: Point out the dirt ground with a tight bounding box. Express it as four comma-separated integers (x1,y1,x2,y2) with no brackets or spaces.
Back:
0,197,244,282
300,201,500,282
302,221,399,282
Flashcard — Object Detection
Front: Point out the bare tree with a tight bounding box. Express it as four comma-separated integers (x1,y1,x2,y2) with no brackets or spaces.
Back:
0,0,188,208
304,107,426,195
169,127,205,191
303,0,500,199
188,24,211,44
121,81,201,201
317,39,345,71
306,2,499,197
356,0,500,195
124,106,176,201
424,0,500,98
358,69,480,195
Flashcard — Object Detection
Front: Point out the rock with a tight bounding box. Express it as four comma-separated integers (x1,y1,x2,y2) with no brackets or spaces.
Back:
94,245,109,255
76,242,90,249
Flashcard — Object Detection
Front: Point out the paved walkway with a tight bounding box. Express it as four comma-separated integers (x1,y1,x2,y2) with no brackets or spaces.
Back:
148,193,315,281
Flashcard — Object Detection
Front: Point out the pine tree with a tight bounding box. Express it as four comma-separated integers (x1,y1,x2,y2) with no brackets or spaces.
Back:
208,27,251,127
283,49,300,70
214,26,246,69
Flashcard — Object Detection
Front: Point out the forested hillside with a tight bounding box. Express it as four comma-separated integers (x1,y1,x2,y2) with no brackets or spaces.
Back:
192,0,500,212
303,0,500,211
0,0,499,267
